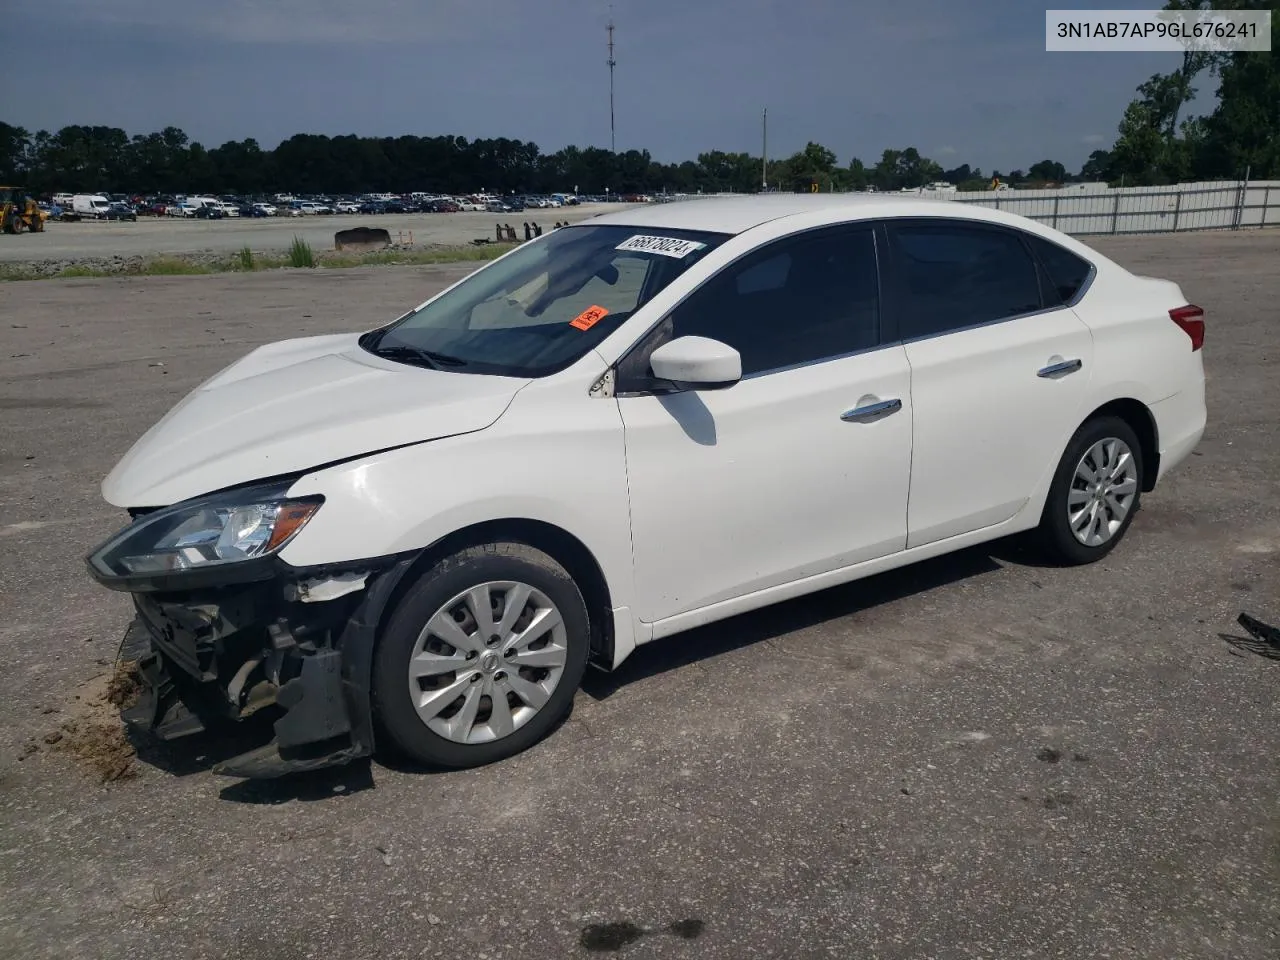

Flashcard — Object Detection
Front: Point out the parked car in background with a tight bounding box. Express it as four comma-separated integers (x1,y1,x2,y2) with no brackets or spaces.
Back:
103,201,137,221
252,202,278,217
297,201,329,215
335,201,361,214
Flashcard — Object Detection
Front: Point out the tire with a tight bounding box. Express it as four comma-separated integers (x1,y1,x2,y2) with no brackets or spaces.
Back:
372,542,590,769
1035,415,1144,565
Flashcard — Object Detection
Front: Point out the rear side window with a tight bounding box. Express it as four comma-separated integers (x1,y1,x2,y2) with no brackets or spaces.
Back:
887,222,1043,339
1027,234,1092,305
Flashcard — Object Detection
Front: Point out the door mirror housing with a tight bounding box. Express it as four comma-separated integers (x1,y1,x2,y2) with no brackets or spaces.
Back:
648,336,742,391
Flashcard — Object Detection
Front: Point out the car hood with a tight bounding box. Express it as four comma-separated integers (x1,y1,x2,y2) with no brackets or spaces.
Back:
102,332,529,508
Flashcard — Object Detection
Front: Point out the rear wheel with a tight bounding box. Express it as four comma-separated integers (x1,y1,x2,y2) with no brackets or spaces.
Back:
1035,415,1144,565
372,543,590,768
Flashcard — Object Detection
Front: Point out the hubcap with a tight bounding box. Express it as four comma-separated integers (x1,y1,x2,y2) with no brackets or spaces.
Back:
407,581,568,744
1067,437,1139,547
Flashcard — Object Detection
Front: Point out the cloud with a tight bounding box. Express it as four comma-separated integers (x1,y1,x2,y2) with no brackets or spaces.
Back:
1081,133,1107,144
11,0,520,44
935,145,958,156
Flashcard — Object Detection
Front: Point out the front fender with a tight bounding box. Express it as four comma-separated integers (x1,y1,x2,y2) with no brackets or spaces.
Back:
278,391,635,620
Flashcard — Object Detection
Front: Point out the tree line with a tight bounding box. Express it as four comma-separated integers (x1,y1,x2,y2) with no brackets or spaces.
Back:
0,124,1079,197
0,1,1272,197
1082,0,1277,185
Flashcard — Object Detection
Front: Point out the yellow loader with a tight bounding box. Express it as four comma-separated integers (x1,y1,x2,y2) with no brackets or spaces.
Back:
1,186,46,234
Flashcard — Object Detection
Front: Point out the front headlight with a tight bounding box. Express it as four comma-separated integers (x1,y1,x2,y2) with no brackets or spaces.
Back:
87,483,323,588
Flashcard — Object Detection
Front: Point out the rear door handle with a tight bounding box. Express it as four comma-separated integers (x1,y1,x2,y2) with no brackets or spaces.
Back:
841,398,902,422
1037,358,1083,378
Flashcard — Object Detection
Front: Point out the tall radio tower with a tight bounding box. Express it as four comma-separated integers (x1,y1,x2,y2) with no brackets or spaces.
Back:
606,12,617,153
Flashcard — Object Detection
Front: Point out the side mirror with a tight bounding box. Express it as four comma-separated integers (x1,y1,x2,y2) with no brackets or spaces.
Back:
648,336,742,391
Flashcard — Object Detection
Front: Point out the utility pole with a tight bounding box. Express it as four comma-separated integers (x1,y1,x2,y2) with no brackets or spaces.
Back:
607,13,617,153
762,107,768,191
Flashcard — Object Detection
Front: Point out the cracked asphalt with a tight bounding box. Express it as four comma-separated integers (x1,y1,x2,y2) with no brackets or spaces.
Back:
1,231,1278,959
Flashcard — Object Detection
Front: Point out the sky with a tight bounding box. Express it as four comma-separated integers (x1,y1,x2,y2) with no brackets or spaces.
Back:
1,0,1210,175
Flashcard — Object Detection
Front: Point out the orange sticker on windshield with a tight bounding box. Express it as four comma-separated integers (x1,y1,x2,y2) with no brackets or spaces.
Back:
569,305,609,331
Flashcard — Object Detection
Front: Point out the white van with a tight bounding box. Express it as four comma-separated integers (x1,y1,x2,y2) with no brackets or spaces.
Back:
71,194,111,219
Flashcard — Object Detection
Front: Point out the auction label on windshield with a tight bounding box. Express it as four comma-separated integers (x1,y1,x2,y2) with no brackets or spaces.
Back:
616,235,708,258
570,305,609,331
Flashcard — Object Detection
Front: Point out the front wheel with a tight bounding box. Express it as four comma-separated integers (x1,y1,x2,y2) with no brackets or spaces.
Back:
1035,415,1144,565
372,543,590,769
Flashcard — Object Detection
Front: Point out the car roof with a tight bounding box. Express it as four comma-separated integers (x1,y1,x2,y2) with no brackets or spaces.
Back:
584,194,1034,236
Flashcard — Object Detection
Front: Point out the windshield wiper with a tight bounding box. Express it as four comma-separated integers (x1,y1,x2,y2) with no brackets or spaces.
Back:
373,344,469,370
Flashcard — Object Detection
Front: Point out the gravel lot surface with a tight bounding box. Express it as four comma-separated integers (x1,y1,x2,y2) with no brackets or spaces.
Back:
0,203,626,263
1,231,1278,960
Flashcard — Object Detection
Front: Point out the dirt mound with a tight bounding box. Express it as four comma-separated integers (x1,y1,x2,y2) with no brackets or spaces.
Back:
105,658,142,709
19,660,143,783
53,719,138,783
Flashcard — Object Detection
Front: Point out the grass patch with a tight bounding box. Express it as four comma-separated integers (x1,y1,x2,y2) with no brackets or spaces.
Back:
288,236,316,268
320,243,518,269
136,257,213,276
0,264,40,281
0,240,518,282
54,265,111,279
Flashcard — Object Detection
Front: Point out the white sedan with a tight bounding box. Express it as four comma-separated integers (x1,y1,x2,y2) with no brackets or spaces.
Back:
87,196,1206,778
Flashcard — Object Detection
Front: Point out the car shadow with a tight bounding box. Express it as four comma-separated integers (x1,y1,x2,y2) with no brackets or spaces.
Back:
1219,632,1280,661
581,539,1024,701
217,758,376,804
659,392,716,445
129,711,278,778
132,535,1036,790
125,708,379,802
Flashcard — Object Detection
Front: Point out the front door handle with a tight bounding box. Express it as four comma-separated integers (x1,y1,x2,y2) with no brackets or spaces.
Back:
841,398,902,422
1037,358,1083,378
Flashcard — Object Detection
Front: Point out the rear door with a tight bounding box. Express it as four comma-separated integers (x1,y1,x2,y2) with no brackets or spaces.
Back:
882,218,1095,548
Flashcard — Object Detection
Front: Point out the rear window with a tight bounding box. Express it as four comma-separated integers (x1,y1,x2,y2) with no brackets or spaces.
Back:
1028,235,1092,305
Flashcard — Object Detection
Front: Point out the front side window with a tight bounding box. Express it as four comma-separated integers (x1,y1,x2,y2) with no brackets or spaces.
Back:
361,225,730,377
659,226,881,377
887,221,1043,339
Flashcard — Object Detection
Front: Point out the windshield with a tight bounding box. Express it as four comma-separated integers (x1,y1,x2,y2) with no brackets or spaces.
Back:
360,224,730,377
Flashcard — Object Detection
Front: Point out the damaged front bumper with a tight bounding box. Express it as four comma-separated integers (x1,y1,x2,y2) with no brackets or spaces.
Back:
115,555,417,778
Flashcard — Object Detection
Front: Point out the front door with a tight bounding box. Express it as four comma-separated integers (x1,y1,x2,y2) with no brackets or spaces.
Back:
617,225,914,624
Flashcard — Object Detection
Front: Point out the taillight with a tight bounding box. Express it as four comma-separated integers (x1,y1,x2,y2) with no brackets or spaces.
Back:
1169,304,1205,351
